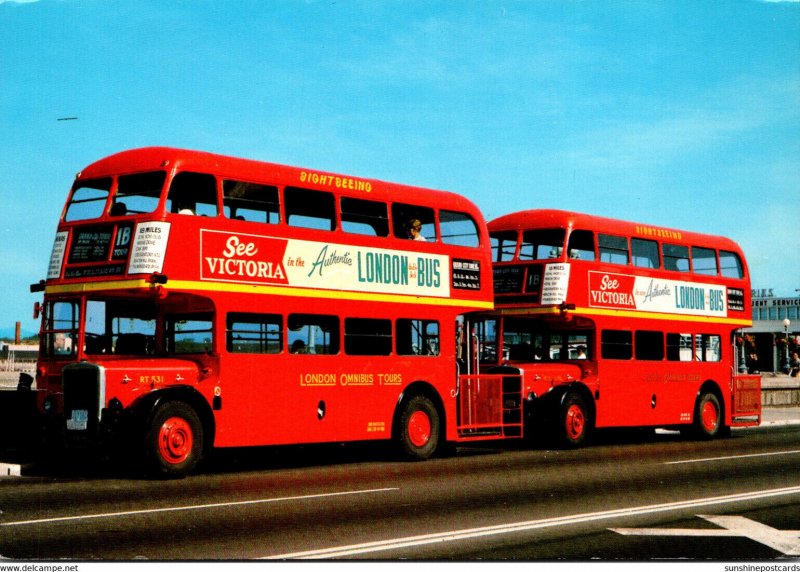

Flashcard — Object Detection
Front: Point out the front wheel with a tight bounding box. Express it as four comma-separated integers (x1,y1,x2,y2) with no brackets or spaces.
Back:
555,392,593,448
395,395,440,461
143,401,203,478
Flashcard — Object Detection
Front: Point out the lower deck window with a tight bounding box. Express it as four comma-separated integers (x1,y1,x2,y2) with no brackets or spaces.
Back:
227,313,282,354
345,318,392,356
601,330,633,360
288,314,339,355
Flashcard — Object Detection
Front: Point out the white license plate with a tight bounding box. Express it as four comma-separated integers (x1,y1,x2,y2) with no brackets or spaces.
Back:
66,409,89,431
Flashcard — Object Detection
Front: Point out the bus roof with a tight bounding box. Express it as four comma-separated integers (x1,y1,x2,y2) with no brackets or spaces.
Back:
77,146,479,213
488,209,744,253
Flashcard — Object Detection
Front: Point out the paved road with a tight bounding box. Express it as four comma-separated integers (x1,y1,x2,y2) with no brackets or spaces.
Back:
0,423,798,561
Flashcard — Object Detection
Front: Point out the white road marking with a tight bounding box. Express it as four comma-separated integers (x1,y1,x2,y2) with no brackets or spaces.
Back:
612,514,800,556
0,487,398,527
664,449,800,465
265,485,800,559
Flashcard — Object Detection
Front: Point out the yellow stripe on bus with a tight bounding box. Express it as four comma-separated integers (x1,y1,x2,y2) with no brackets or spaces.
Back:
44,279,494,310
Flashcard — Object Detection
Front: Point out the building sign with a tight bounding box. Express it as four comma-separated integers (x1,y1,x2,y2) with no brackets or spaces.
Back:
200,230,451,298
588,271,736,317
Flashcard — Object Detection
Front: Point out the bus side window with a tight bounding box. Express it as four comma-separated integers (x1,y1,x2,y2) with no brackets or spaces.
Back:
397,319,439,356
601,330,633,360
223,180,280,224
227,313,282,353
567,230,595,261
344,318,392,355
391,203,436,242
599,234,629,265
341,197,389,237
663,243,690,272
168,172,219,217
720,250,744,279
288,314,339,354
667,333,693,361
632,238,659,269
285,187,336,231
692,246,718,275
440,210,479,247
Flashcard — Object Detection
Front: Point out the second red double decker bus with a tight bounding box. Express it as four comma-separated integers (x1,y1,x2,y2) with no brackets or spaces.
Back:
477,209,761,446
30,147,524,476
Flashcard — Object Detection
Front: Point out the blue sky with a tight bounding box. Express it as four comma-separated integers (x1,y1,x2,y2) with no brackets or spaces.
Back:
1,0,798,336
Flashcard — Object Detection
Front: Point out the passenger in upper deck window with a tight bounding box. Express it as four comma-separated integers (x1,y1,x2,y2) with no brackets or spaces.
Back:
175,201,196,215
406,219,426,241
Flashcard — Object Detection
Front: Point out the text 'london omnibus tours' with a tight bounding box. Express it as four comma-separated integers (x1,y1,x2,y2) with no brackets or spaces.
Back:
478,209,761,447
29,147,525,476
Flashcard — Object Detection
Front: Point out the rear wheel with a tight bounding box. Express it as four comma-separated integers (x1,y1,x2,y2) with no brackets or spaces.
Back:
690,391,723,439
143,401,203,478
396,395,440,460
555,392,592,448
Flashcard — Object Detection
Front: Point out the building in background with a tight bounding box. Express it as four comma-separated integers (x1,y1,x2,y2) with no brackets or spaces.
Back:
745,289,799,374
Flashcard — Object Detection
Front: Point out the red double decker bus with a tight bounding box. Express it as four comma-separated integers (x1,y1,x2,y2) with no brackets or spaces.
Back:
30,147,523,476
477,209,760,446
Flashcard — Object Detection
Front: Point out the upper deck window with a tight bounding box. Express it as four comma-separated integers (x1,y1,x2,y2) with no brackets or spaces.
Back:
392,204,436,242
115,171,166,215
520,229,565,260
631,238,659,269
64,178,112,222
567,230,596,261
286,187,336,231
692,247,718,276
663,243,690,272
491,232,517,262
341,197,389,237
223,180,280,224
167,172,218,217
440,210,479,247
720,250,744,279
598,234,629,265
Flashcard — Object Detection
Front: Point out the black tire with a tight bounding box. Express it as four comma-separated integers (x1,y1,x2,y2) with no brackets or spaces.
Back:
555,391,592,448
143,401,203,478
690,391,723,439
395,395,440,461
